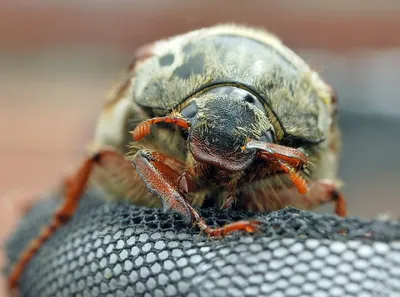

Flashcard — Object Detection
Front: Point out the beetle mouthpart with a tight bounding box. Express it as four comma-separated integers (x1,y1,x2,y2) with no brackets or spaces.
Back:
277,161,308,195
132,115,190,141
245,140,308,194
189,135,256,172
245,140,307,171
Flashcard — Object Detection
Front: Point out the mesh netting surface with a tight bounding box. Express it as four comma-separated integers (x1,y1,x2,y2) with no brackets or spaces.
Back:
5,189,400,297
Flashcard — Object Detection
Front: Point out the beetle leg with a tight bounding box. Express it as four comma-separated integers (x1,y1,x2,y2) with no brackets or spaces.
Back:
246,141,346,214
187,204,261,237
220,194,235,210
312,179,347,217
221,183,238,210
244,179,347,217
247,140,309,195
7,149,123,290
132,150,192,221
132,150,262,236
298,179,347,217
132,115,190,141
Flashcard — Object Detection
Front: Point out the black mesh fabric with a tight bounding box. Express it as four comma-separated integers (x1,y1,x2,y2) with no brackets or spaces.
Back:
5,189,400,297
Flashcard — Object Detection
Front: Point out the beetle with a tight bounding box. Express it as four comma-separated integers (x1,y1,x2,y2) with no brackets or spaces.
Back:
8,24,347,290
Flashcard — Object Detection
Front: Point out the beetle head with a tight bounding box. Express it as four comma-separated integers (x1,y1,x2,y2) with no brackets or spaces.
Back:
181,86,275,172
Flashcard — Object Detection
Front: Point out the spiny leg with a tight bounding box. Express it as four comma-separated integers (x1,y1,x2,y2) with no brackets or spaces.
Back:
132,150,262,236
7,149,124,290
243,140,346,216
317,180,347,217
132,150,190,220
297,179,347,217
248,179,347,217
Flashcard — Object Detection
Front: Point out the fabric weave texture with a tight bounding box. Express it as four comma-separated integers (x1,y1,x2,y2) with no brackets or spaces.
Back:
5,189,400,297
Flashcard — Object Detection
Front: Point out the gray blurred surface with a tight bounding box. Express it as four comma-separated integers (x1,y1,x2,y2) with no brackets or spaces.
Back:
6,192,400,297
338,111,400,217
300,50,400,117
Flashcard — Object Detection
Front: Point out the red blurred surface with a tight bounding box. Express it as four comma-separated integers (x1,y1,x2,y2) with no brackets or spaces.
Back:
2,1,400,51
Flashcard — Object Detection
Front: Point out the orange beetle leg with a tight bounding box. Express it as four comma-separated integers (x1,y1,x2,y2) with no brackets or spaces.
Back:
8,150,125,291
262,179,347,217
133,150,262,237
187,204,262,237
131,115,190,141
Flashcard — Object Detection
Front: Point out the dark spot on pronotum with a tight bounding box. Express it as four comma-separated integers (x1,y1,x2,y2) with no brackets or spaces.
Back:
182,43,193,54
173,53,205,79
159,54,175,66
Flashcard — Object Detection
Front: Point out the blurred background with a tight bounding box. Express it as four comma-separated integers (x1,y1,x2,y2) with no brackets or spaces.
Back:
1,1,400,293
1,0,400,223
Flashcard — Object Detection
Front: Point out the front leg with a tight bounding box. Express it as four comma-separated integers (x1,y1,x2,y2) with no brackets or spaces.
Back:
132,150,191,221
132,150,261,235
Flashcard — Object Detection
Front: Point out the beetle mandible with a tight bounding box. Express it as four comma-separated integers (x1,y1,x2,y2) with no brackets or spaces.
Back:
8,24,347,290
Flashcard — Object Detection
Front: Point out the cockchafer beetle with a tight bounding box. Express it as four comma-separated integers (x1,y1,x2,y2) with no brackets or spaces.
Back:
8,24,347,290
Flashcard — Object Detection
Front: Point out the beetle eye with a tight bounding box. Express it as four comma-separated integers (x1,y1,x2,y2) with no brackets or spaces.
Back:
180,100,197,123
209,86,266,112
244,94,255,104
243,93,265,112
260,129,275,143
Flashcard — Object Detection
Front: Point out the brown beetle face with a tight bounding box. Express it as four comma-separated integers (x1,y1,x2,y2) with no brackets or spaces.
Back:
181,86,275,172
